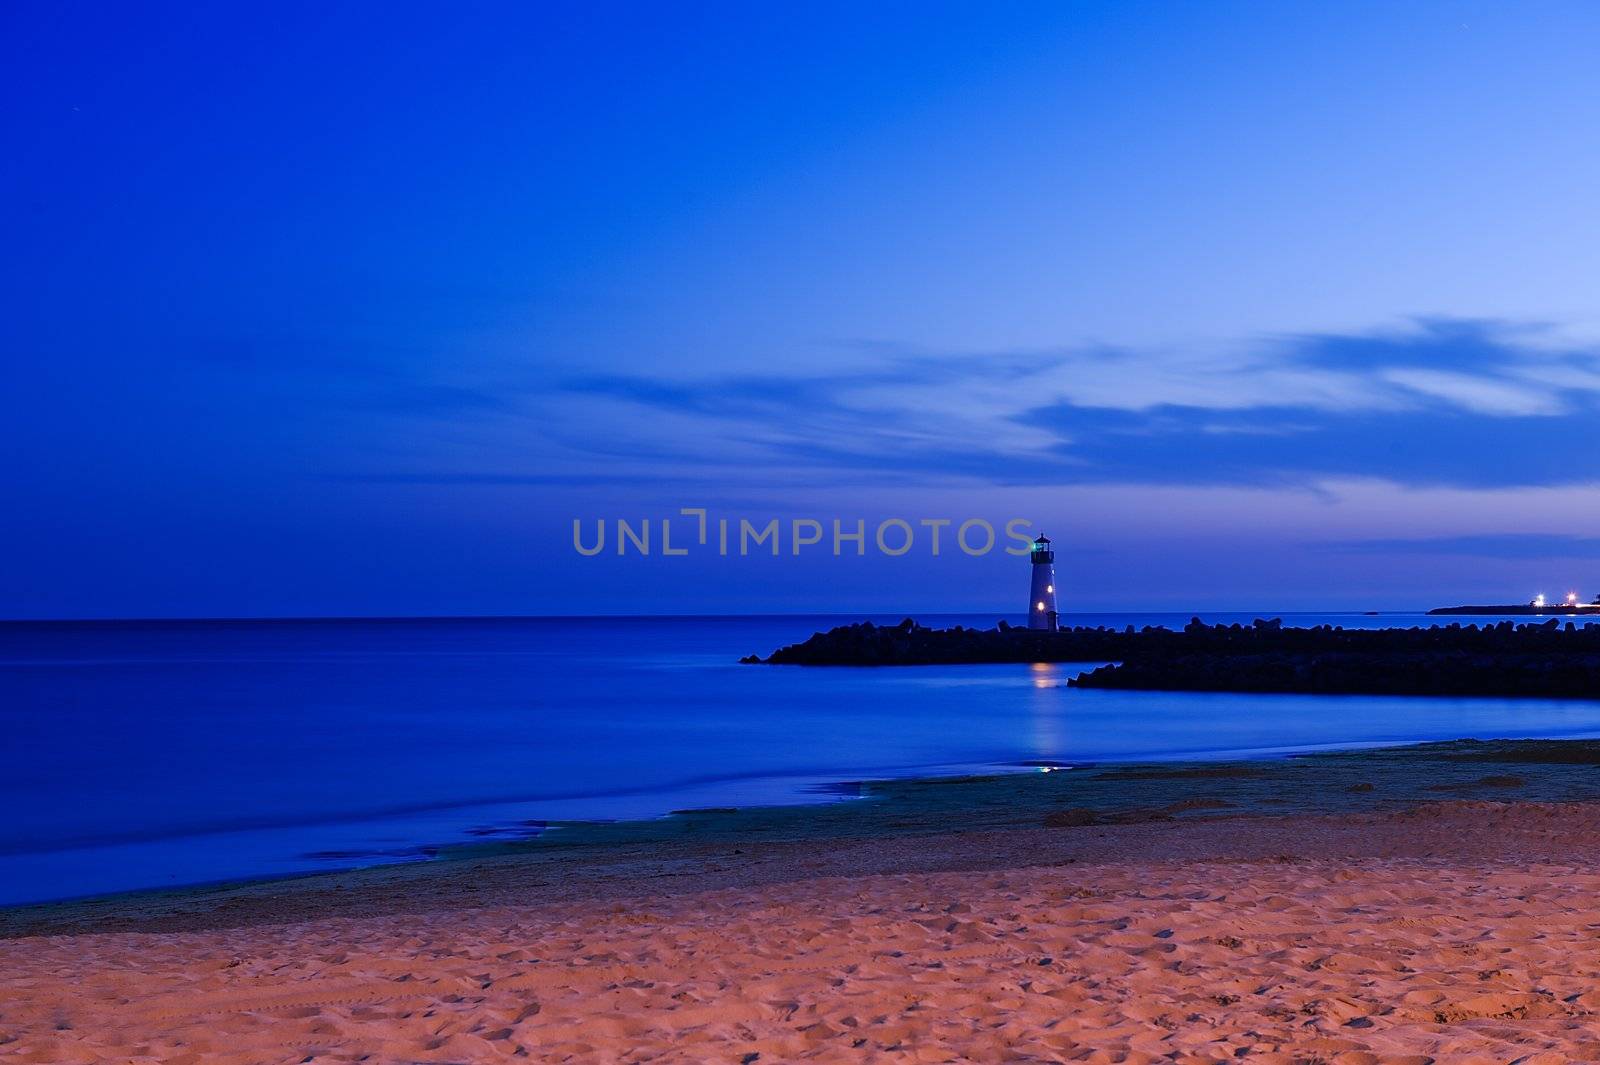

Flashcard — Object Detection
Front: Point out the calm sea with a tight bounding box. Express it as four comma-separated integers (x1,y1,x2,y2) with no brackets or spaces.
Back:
4,612,1599,906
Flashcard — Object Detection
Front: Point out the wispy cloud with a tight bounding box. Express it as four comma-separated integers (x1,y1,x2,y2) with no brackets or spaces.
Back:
1323,534,1600,559
381,318,1600,491
1015,401,1600,488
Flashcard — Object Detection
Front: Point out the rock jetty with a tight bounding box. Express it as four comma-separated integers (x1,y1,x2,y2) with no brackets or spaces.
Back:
747,616,1600,664
1068,650,1600,698
745,617,1600,698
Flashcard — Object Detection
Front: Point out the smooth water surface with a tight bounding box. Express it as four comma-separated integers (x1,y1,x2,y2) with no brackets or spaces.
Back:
4,612,1599,905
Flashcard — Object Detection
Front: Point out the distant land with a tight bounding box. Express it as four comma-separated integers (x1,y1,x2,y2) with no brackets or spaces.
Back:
1430,604,1600,616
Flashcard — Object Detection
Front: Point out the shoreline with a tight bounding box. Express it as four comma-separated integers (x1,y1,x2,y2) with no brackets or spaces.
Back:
17,724,1600,913
11,736,1600,938
16,741,1600,1060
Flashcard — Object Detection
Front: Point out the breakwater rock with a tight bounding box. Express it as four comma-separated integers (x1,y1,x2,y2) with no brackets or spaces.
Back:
745,616,1600,667
1068,651,1600,699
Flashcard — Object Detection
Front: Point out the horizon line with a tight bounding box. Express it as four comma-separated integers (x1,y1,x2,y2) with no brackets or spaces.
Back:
0,607,1462,626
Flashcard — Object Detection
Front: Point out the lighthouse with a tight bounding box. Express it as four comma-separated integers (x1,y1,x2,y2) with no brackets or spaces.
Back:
1028,534,1058,631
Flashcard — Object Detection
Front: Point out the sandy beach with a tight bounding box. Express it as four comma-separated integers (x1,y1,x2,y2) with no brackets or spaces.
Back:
9,788,1600,1062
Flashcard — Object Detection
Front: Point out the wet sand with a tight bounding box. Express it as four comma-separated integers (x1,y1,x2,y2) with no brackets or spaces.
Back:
9,743,1600,1061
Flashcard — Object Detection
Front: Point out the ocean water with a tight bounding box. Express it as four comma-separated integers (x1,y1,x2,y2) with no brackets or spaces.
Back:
4,611,1600,906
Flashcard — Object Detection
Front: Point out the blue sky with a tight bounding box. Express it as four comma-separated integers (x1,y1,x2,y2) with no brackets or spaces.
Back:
5,2,1600,617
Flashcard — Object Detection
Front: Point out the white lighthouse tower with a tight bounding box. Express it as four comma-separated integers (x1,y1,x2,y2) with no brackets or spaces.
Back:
1028,534,1058,631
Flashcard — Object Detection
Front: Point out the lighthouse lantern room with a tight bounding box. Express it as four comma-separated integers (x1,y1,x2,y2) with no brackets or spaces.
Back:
1028,534,1058,631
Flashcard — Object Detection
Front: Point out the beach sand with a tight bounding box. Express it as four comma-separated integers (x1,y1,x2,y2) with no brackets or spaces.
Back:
8,799,1600,1062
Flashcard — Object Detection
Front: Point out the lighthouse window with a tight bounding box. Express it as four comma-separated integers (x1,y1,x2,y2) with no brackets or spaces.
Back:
1036,602,1044,611
1046,585,1053,593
